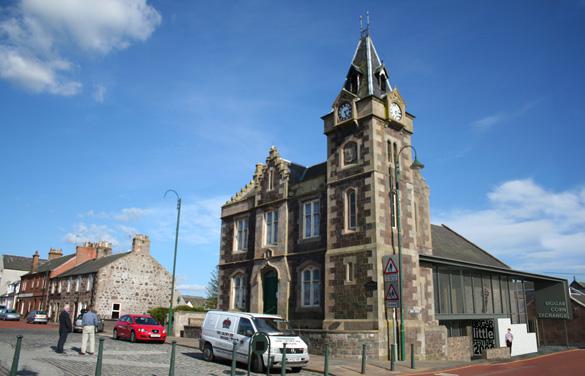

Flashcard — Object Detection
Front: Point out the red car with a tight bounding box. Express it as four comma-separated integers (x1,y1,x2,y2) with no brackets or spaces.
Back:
113,314,167,343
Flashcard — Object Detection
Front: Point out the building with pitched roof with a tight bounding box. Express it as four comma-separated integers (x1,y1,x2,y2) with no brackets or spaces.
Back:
46,234,174,320
0,254,46,309
217,25,572,360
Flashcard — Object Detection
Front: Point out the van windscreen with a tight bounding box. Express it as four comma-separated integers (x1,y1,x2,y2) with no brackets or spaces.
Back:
252,317,294,335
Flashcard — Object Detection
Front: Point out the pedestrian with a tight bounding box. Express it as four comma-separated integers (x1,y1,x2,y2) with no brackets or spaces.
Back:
56,304,72,354
505,328,514,349
80,305,99,355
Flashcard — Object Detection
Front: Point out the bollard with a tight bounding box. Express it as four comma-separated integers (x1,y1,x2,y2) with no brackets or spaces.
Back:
410,343,415,369
95,337,105,376
266,355,274,376
231,340,237,376
280,343,287,376
390,344,396,372
360,343,366,374
9,335,23,376
324,344,330,376
168,340,176,376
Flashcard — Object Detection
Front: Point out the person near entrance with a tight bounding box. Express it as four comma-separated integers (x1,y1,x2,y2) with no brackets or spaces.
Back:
80,305,99,355
505,328,514,349
56,304,72,354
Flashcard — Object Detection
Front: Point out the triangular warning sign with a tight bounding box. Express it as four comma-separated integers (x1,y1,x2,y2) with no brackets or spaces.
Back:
383,257,399,274
385,285,399,301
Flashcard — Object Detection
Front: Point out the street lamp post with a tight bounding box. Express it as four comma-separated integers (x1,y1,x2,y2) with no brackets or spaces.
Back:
394,145,424,361
165,189,182,336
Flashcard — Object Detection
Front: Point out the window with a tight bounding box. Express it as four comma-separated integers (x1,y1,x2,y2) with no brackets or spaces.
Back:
51,281,55,294
265,210,279,245
343,141,358,166
268,168,275,191
234,218,249,252
232,274,246,310
111,303,121,319
66,277,72,293
387,141,392,163
345,262,354,282
303,200,320,239
345,189,357,231
301,267,321,307
58,280,62,293
393,143,398,169
75,276,81,292
237,318,254,337
87,274,93,292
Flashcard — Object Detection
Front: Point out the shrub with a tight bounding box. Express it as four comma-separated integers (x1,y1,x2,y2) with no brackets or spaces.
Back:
147,307,169,325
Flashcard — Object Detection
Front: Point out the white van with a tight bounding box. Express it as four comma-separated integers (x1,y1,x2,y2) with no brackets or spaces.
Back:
200,311,309,373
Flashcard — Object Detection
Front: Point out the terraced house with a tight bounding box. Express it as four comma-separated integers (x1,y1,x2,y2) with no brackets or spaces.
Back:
217,28,572,360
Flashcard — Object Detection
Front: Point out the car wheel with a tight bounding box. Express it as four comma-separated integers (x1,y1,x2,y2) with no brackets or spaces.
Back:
251,354,264,373
113,329,119,340
130,331,136,343
203,343,214,362
291,367,302,373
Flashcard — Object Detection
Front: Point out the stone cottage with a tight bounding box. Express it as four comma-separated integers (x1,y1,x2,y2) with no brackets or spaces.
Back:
47,235,174,320
217,26,571,360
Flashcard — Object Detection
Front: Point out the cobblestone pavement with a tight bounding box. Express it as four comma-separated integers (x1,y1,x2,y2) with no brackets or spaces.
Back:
0,327,319,376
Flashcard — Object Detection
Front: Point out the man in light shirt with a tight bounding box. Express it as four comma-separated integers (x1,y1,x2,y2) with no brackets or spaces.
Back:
505,328,514,349
80,306,99,355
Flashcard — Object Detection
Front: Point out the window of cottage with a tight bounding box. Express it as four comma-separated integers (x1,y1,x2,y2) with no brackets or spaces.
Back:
303,199,320,239
345,189,357,231
301,267,321,307
51,281,55,294
111,303,121,319
234,217,249,251
232,274,246,310
75,276,81,292
265,210,279,245
58,280,62,293
87,274,93,291
343,141,358,166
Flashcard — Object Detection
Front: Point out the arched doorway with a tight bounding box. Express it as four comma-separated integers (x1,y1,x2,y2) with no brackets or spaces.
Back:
262,268,278,314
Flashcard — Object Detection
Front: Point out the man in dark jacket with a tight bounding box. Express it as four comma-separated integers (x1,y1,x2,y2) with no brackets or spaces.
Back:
56,304,72,354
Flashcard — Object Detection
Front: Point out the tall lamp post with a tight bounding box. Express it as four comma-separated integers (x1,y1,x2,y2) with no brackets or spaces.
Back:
164,189,182,336
394,145,424,361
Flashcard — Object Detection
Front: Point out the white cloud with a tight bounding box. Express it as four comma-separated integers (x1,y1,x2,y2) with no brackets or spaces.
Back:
471,113,503,131
0,0,161,96
433,179,585,277
176,284,207,296
113,207,149,222
63,223,120,246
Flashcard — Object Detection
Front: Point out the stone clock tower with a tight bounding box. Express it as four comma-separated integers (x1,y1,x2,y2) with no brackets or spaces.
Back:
321,26,436,359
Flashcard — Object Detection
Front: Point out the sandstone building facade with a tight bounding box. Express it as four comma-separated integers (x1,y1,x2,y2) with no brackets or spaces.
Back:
218,28,571,360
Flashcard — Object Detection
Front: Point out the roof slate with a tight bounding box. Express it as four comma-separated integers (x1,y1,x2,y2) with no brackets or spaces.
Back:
431,224,510,269
2,255,47,271
58,252,130,277
36,254,75,273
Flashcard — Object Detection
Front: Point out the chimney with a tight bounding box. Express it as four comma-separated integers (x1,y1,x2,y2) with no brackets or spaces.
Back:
96,241,113,259
32,250,40,273
74,243,98,265
132,234,150,255
48,248,63,261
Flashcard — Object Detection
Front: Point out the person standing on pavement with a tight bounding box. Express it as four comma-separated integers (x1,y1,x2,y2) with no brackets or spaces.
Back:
505,328,514,349
56,304,72,354
80,305,99,355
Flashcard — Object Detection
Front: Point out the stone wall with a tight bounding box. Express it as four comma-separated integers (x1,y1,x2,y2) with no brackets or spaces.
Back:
298,330,383,359
94,252,172,319
173,311,205,337
423,325,448,360
446,336,472,361
484,347,510,360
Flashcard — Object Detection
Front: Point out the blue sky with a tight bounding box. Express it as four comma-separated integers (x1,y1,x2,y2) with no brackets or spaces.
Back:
1,0,584,296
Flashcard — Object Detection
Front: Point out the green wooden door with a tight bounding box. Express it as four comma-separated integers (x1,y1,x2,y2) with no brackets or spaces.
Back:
262,269,278,314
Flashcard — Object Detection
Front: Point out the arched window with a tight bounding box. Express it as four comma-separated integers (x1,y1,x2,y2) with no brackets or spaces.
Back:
301,266,321,307
343,141,358,166
345,188,357,231
232,274,246,310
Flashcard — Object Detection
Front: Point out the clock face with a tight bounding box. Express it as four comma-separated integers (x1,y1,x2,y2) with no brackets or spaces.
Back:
390,102,402,121
338,102,352,121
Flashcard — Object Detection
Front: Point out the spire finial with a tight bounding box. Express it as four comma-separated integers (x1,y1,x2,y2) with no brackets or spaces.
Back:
360,11,370,38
